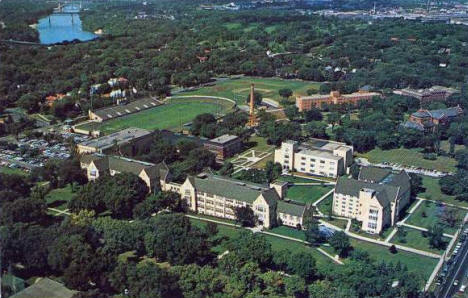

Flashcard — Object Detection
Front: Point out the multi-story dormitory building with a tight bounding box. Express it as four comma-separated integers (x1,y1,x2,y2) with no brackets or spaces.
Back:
80,152,307,229
274,139,353,178
333,166,412,234
177,173,306,229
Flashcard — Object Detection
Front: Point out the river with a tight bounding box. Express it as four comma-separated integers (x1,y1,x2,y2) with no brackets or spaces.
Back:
36,5,97,45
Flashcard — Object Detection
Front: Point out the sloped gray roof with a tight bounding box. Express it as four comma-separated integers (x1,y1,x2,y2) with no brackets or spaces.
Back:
335,177,400,207
277,200,305,217
401,121,425,131
358,166,392,183
191,174,271,204
11,278,76,298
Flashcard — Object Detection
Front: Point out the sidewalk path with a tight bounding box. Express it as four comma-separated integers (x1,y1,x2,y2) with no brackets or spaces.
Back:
399,198,423,225
260,230,343,265
312,189,335,217
48,207,71,216
416,197,468,211
399,222,455,238
185,214,343,265
318,219,441,259
385,228,398,243
292,183,336,186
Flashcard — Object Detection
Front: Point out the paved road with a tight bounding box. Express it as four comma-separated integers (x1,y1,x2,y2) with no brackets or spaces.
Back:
438,232,468,298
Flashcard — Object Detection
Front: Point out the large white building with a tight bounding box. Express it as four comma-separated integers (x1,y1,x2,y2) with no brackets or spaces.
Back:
274,139,353,178
333,167,411,234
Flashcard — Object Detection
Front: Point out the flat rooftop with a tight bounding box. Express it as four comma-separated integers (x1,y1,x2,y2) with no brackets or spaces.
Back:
208,134,239,144
78,127,151,150
297,148,342,160
303,138,351,152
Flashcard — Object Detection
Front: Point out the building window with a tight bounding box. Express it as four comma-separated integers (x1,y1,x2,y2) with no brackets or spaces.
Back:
367,223,377,230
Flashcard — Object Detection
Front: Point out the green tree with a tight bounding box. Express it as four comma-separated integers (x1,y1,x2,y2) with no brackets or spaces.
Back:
234,206,257,227
287,251,316,281
304,107,323,122
328,231,351,257
265,161,282,183
144,213,213,265
278,88,293,99
284,105,299,121
304,219,324,246
109,262,180,297
427,224,445,249
245,91,263,106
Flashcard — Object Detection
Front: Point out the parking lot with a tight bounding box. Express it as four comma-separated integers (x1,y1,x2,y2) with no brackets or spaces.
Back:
0,132,89,171
436,225,468,297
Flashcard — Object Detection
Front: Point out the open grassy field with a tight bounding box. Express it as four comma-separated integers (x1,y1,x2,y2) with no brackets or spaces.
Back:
0,166,28,176
45,185,75,211
418,176,468,207
269,226,306,241
317,194,333,215
406,200,466,235
278,175,323,183
390,227,449,255
189,218,331,265
286,185,333,204
189,218,436,280
349,239,438,280
356,147,458,173
321,217,348,230
176,76,321,105
77,97,235,135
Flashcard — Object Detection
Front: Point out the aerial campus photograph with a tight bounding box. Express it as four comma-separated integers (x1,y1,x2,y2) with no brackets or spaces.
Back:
1,0,468,297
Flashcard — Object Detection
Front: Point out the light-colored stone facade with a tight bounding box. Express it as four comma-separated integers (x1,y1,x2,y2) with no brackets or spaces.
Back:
332,167,411,234
275,139,353,178
178,174,306,229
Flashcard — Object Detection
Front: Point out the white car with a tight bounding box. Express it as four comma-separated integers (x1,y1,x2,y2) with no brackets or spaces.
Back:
459,285,466,293
454,280,459,286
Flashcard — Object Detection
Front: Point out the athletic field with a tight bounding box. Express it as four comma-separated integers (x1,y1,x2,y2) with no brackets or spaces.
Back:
176,76,321,105
77,97,235,135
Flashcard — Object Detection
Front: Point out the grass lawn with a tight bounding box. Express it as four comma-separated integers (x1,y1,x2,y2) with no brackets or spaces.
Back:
251,153,274,169
189,218,332,266
269,226,306,241
45,185,75,211
317,194,333,215
263,235,331,267
0,166,28,176
321,217,348,230
406,200,465,235
286,185,333,204
278,175,324,183
349,239,438,281
247,135,274,152
176,76,321,105
188,213,238,226
418,176,468,208
77,97,234,135
390,227,449,255
356,147,457,173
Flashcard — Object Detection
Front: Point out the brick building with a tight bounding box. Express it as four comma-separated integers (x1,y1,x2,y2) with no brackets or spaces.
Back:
295,90,381,112
203,134,242,160
401,106,463,132
395,86,458,104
